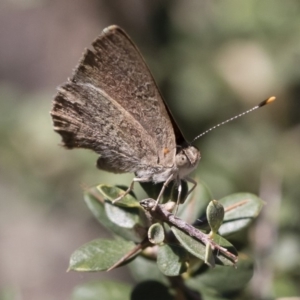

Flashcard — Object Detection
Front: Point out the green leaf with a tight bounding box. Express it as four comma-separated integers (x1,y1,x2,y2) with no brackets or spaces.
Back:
177,179,213,223
170,227,237,266
157,244,188,276
210,234,238,266
69,238,136,271
104,201,146,229
186,254,254,295
97,184,140,207
131,281,173,300
206,200,225,235
171,226,206,260
84,188,147,243
128,256,167,284
218,193,264,236
72,280,131,300
148,223,165,244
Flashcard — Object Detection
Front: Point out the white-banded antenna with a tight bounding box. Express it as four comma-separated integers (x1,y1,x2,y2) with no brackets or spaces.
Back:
191,96,276,144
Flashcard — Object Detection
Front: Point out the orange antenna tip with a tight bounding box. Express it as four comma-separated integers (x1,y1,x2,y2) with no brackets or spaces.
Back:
258,96,276,107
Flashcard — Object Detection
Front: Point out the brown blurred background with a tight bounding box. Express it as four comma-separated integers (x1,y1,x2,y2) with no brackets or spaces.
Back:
0,0,300,299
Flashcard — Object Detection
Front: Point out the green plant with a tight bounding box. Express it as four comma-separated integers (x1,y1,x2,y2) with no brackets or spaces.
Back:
70,180,264,300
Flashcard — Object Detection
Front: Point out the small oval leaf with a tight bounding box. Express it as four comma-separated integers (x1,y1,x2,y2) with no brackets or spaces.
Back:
69,238,136,272
207,200,225,235
104,201,144,228
97,184,140,207
84,188,147,243
148,223,165,244
157,244,188,276
218,193,264,236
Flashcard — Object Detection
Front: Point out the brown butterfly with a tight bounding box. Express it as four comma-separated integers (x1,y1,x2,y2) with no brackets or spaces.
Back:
51,25,200,208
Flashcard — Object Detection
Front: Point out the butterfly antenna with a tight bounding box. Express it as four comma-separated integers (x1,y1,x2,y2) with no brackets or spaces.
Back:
191,96,276,144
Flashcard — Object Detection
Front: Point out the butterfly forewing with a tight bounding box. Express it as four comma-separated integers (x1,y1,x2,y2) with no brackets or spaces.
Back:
51,25,184,173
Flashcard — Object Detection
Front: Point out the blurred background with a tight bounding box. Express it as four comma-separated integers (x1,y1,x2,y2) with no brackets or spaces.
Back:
1,0,300,299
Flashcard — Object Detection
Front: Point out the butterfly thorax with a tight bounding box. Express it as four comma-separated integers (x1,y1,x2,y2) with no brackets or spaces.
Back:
136,145,200,183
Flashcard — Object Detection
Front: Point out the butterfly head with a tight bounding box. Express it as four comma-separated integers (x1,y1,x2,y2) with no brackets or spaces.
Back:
175,145,200,179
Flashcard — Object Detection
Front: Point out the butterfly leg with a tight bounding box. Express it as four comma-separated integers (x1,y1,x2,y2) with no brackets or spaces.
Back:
184,177,197,199
112,176,151,203
173,180,182,215
173,177,198,214
153,174,174,211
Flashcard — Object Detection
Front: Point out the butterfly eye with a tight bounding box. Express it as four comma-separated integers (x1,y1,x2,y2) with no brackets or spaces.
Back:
175,152,189,167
